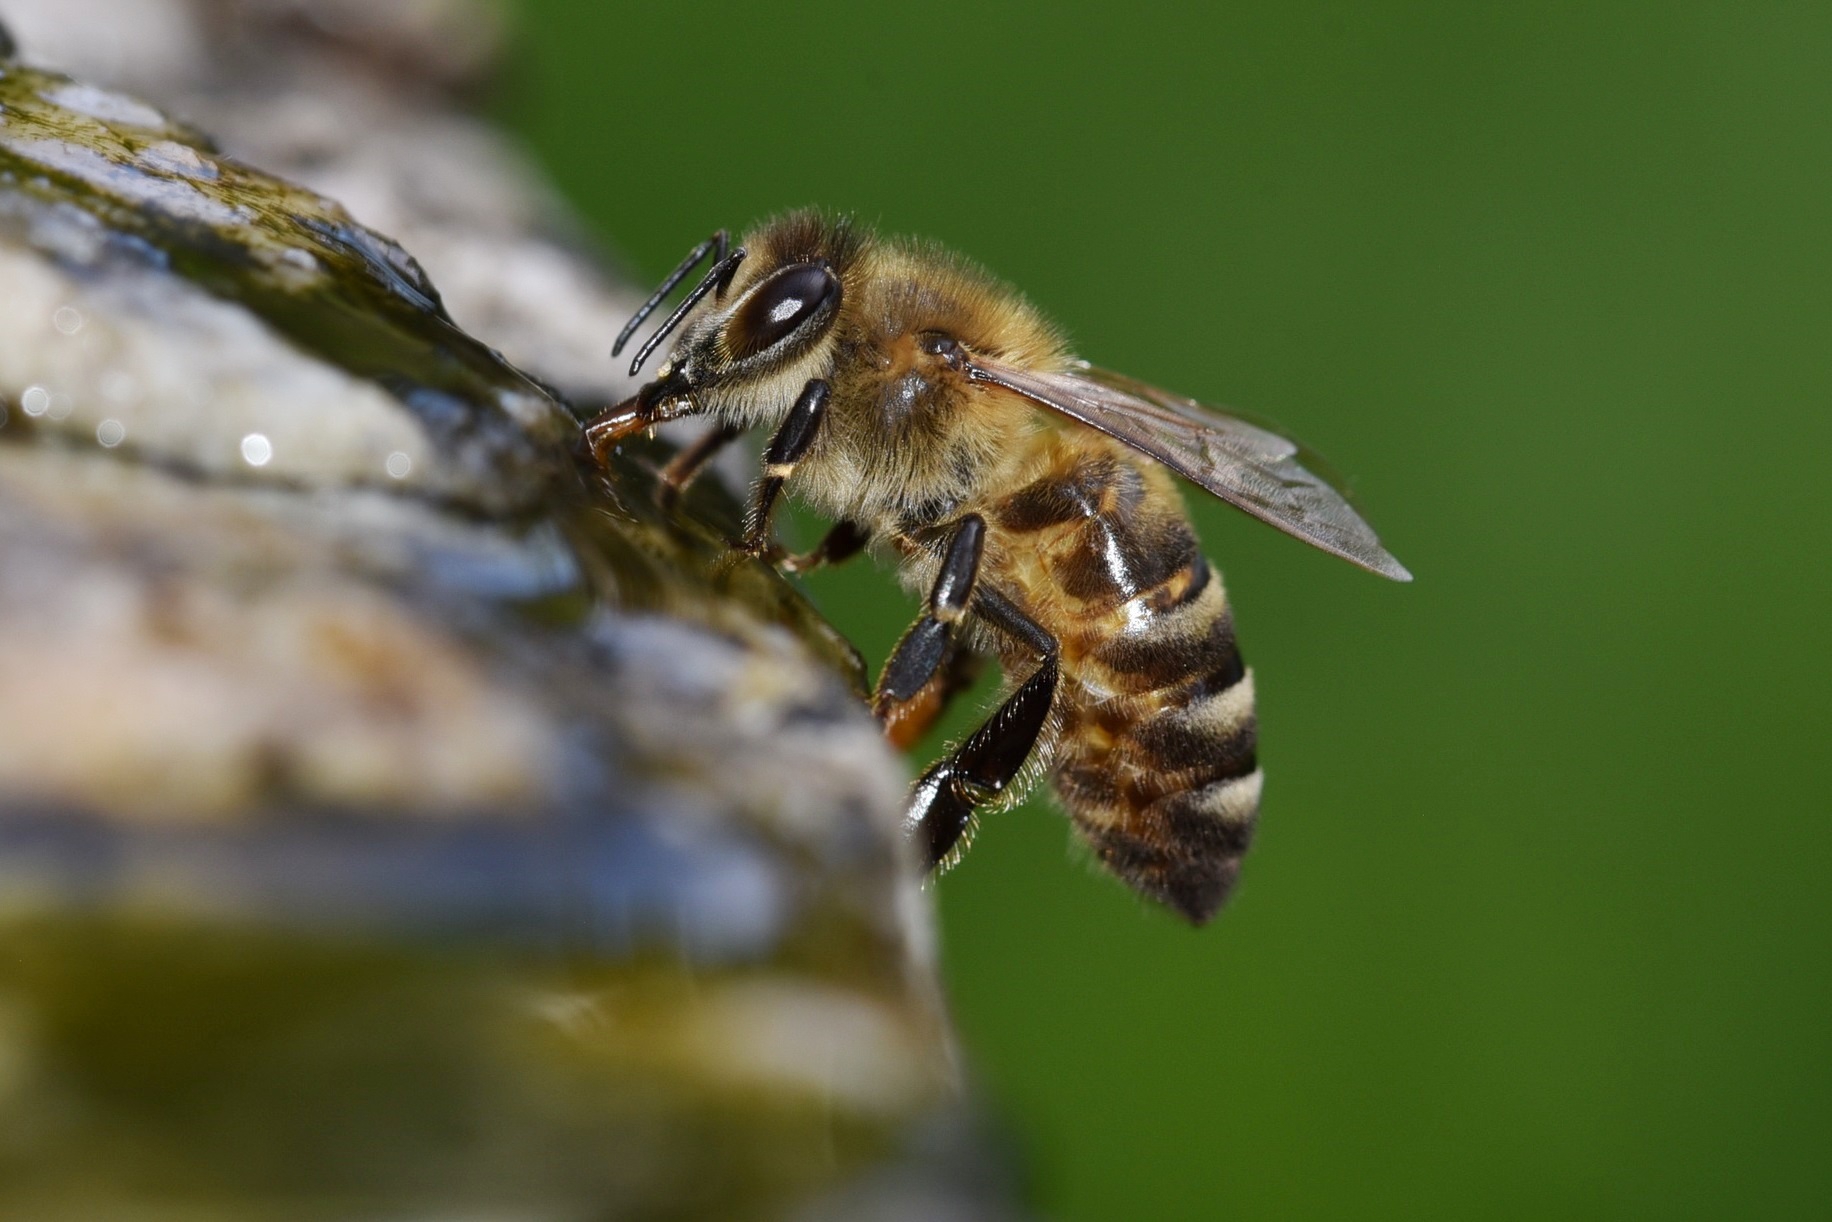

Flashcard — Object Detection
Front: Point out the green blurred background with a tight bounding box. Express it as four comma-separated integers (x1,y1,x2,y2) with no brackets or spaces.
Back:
503,3,1830,1217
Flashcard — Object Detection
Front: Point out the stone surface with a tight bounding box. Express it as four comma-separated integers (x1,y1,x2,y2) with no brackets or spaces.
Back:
0,60,570,511
0,12,1025,1219
7,0,646,410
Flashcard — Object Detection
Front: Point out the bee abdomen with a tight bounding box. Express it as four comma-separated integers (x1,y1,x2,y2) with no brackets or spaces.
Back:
1054,556,1262,925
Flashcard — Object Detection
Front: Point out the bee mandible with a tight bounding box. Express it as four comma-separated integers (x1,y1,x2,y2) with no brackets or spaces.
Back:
586,212,1409,924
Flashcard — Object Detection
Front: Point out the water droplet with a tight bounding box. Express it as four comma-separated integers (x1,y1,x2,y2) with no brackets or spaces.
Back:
240,433,274,466
20,386,49,417
52,306,84,335
385,451,413,479
96,419,126,448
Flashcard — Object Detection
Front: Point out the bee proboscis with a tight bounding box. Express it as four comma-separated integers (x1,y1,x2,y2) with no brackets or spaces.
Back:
587,213,1408,924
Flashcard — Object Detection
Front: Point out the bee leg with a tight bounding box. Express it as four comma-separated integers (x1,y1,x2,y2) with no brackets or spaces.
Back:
655,421,743,508
579,380,700,467
907,652,1060,871
874,515,986,726
736,378,830,556
879,644,985,751
781,520,871,574
903,582,1061,868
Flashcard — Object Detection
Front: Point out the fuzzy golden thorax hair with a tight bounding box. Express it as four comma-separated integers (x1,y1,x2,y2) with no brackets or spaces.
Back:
656,211,1070,527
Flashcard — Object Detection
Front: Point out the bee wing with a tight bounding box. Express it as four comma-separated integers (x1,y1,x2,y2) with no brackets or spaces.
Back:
966,358,1412,581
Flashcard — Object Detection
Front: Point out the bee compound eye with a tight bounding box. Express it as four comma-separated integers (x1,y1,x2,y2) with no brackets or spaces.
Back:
728,263,839,359
918,330,963,367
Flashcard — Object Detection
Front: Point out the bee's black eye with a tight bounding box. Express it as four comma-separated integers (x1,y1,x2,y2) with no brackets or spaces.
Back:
728,262,840,359
918,331,963,367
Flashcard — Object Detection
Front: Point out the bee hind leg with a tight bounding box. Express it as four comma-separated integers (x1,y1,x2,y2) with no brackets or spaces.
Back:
880,522,1062,869
906,653,1060,870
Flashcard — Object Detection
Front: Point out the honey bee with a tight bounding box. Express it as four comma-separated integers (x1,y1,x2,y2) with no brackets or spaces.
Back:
586,212,1409,924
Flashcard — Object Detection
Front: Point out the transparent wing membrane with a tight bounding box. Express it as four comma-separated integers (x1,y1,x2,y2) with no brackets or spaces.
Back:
967,358,1411,581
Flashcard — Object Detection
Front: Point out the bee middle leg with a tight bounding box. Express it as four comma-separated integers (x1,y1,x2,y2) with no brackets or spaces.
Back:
877,638,986,751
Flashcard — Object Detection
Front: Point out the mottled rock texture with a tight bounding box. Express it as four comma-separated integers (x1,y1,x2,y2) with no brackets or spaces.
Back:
0,6,1023,1218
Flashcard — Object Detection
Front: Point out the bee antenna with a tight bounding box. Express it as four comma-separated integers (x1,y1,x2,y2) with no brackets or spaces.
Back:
625,246,747,377
612,230,730,359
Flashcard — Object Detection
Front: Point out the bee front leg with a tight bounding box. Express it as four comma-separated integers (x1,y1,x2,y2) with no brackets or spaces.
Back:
781,520,871,574
736,378,830,557
580,378,701,468
655,421,743,508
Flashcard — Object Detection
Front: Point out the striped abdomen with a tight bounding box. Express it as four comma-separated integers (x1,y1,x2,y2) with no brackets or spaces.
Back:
988,437,1261,924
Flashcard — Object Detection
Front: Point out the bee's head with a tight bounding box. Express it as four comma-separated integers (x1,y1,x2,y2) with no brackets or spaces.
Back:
620,212,864,429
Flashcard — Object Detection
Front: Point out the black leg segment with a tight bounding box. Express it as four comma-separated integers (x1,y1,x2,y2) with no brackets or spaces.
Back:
907,654,1060,869
970,584,1059,658
739,378,829,554
875,515,985,710
890,557,1063,870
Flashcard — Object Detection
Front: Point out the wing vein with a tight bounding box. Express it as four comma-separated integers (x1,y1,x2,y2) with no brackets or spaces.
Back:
967,359,1411,581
